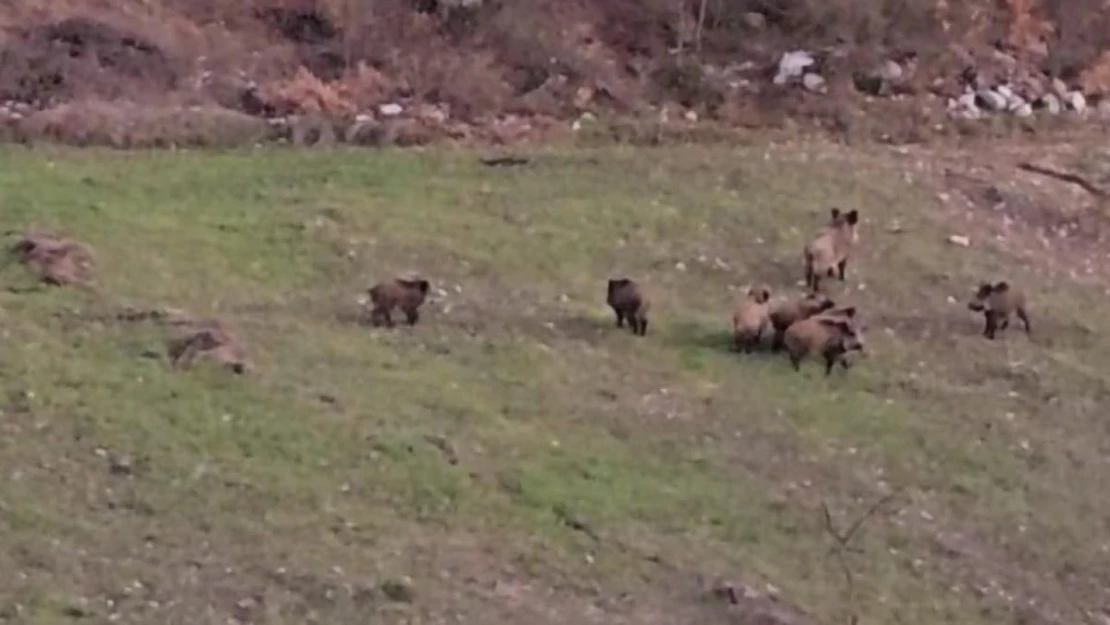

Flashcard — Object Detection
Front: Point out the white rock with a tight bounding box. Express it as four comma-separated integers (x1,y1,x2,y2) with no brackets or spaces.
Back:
1012,102,1033,117
801,72,826,92
947,235,971,247
996,84,1014,99
684,109,698,122
1051,77,1068,97
948,92,981,119
773,50,814,85
378,103,403,117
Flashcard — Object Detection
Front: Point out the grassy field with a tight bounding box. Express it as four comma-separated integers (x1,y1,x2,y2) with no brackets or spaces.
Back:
0,140,1108,625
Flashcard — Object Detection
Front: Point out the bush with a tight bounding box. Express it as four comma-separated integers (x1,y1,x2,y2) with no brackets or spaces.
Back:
18,101,271,148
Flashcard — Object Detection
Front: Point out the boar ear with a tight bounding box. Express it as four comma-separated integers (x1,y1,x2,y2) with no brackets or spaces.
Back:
839,306,857,318
845,209,859,225
829,207,841,219
993,281,1009,292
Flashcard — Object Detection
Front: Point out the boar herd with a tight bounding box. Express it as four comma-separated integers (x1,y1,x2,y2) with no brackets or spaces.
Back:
7,202,1032,379
368,206,1033,378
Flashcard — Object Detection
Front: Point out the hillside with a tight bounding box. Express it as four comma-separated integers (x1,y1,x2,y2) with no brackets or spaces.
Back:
2,0,1110,146
1,137,1110,624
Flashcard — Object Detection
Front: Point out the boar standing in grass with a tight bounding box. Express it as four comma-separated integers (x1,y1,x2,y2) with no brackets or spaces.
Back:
783,307,865,376
732,284,772,353
966,281,1031,340
768,291,836,351
804,207,860,292
606,277,650,336
367,274,431,328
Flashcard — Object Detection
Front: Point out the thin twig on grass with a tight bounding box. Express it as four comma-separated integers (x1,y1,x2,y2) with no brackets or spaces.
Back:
821,488,904,625
1017,161,1110,199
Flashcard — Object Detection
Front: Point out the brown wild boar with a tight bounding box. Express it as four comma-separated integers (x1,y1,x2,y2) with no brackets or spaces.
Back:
732,284,772,353
804,207,860,292
783,309,865,375
606,277,650,336
9,230,96,288
768,291,836,350
367,274,431,327
966,281,1031,340
168,320,252,375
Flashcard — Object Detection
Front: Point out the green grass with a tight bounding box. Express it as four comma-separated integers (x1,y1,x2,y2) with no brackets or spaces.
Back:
0,142,1107,624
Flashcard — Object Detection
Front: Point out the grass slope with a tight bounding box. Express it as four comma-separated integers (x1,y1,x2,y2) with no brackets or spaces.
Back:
0,143,1107,625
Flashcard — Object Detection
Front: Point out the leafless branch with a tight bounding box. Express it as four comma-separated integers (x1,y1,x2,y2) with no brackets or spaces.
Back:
694,0,709,54
821,488,904,625
1017,161,1110,199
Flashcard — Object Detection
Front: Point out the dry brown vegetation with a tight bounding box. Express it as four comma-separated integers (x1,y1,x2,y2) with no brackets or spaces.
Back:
0,0,1108,146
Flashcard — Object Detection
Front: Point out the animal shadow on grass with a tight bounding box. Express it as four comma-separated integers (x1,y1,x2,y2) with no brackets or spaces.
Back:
556,314,621,345
666,320,779,358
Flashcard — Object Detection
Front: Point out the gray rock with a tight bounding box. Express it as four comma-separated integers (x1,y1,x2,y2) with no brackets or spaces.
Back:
1012,102,1033,117
379,578,415,603
1038,93,1062,115
975,89,1007,112
345,119,386,146
1064,91,1087,114
1051,77,1068,97
854,59,904,96
948,93,981,119
801,72,826,92
290,115,337,147
877,60,903,82
774,50,814,85
1004,91,1027,112
1015,75,1046,101
990,50,1018,72
742,12,766,30
996,84,1015,99
1098,98,1110,119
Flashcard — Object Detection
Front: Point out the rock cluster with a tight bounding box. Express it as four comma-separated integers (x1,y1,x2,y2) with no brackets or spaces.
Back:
770,46,1110,122
946,76,1107,120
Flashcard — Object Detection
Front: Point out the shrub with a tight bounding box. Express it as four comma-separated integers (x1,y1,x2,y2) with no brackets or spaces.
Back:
19,100,271,148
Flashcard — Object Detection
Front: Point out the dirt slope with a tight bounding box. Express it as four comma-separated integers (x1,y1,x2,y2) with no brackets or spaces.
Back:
2,0,1110,146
